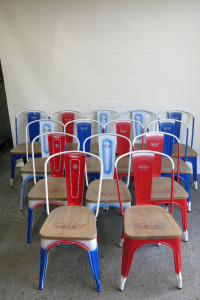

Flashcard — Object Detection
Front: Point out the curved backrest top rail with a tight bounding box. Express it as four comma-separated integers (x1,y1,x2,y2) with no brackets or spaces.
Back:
50,110,85,119
115,150,175,216
44,150,103,218
31,132,80,184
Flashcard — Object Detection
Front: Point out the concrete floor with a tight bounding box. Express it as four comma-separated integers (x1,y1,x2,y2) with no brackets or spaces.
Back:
0,146,200,300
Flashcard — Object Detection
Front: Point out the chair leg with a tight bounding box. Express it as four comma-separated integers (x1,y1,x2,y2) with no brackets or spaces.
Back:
27,207,35,243
120,238,137,291
119,228,124,247
39,247,49,290
179,173,191,207
189,157,198,190
20,174,33,210
11,154,17,187
169,238,182,289
88,248,101,292
179,200,188,242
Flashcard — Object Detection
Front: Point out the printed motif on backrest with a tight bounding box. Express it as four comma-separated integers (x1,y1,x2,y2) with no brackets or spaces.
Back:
97,111,111,133
132,112,143,141
40,120,55,157
116,121,131,156
132,153,154,205
98,135,117,179
48,134,66,177
146,134,164,177
159,121,175,156
168,111,182,141
62,112,75,143
64,153,86,206
27,112,41,142
76,121,92,151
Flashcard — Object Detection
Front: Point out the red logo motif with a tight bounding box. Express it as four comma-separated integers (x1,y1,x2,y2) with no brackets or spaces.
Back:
54,222,86,230
104,143,111,149
135,221,166,230
138,165,149,170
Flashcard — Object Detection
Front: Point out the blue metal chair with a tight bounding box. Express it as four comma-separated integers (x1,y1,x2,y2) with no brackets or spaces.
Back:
39,150,103,292
10,110,49,186
20,119,64,210
157,110,197,190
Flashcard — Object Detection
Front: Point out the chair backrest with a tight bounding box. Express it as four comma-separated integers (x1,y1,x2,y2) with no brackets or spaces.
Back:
157,110,195,147
15,110,49,145
31,132,80,184
104,119,144,155
64,119,103,151
133,132,180,180
115,150,175,216
83,133,132,183
148,119,188,158
121,110,157,136
26,119,64,161
50,110,84,142
86,110,121,133
44,151,103,217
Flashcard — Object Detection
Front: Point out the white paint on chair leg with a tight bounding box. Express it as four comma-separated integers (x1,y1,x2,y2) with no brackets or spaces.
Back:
194,181,198,190
119,276,127,291
176,273,182,289
157,243,161,247
119,238,124,247
10,178,14,187
187,202,191,212
183,230,188,242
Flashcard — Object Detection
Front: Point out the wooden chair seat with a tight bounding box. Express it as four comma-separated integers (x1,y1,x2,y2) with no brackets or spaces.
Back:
21,157,51,174
161,157,191,174
151,177,188,200
40,206,97,240
124,205,182,240
10,142,41,155
66,142,79,151
86,179,131,203
28,177,66,201
172,144,198,157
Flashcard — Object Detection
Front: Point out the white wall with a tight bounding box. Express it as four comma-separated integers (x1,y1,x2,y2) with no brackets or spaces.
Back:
0,0,200,169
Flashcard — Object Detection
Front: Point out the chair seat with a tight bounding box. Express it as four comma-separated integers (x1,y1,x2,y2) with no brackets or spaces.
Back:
21,157,51,174
10,142,41,155
86,179,131,203
172,144,198,157
28,177,67,201
151,177,188,200
161,157,191,174
124,205,182,240
66,142,79,151
39,206,97,240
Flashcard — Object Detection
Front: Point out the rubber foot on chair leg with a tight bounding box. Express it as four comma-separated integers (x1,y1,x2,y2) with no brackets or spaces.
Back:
183,230,188,242
194,181,198,190
119,276,127,291
187,202,191,212
176,273,182,289
10,178,14,187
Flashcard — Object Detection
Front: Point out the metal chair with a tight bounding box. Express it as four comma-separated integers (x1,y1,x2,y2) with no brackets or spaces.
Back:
133,132,188,241
39,150,103,291
10,110,49,186
20,119,64,210
148,119,191,211
27,132,79,243
115,150,182,290
86,110,121,133
84,133,132,212
157,110,198,190
121,109,156,133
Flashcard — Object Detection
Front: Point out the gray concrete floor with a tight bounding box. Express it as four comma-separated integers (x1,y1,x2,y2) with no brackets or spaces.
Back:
0,147,200,300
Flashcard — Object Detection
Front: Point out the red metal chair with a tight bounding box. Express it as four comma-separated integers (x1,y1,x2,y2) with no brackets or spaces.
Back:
27,132,79,242
115,150,182,290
